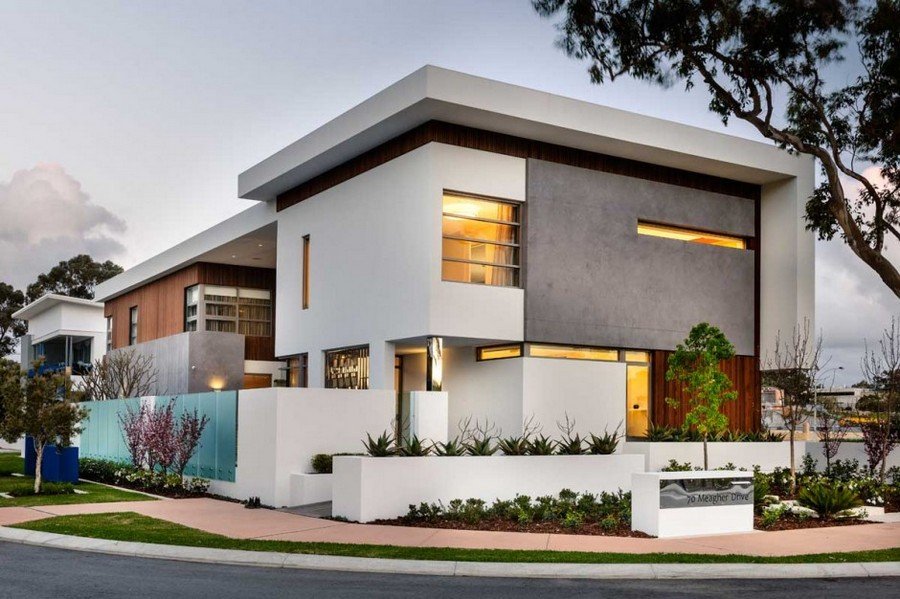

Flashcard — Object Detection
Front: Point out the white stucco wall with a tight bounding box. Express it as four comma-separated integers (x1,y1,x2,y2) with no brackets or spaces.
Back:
442,347,524,438
274,143,526,390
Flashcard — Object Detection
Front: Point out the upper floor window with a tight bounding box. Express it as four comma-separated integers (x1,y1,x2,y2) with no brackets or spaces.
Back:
184,285,199,332
204,285,272,337
128,307,138,346
442,192,520,287
637,221,746,250
302,235,310,309
105,316,113,352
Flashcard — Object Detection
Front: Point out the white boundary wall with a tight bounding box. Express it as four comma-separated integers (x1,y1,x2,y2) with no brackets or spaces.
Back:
332,454,645,522
208,388,394,507
806,441,900,472
623,441,803,471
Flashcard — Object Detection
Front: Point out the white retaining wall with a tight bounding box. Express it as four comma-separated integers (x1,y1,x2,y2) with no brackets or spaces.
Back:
623,441,804,471
332,454,645,522
208,387,394,507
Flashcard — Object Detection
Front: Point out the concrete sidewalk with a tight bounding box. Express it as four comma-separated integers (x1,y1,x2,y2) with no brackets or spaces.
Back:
1,498,899,557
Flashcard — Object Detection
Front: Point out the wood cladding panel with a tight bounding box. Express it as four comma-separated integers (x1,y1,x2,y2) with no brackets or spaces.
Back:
651,351,761,432
277,121,761,211
104,263,276,362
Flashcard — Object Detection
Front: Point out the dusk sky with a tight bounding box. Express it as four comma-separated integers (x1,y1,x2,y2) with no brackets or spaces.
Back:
0,0,895,384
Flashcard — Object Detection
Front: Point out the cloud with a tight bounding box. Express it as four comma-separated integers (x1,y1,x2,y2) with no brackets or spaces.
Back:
816,167,900,386
0,164,126,289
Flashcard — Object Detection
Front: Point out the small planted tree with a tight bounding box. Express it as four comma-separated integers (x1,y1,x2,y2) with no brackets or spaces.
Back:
860,317,900,483
79,349,160,400
0,360,87,493
818,396,849,474
762,320,822,494
666,323,737,470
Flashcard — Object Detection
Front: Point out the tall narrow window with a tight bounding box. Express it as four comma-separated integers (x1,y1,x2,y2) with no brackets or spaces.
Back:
442,192,521,287
128,307,139,346
184,285,199,332
286,353,308,388
625,353,652,438
105,316,113,352
302,235,310,309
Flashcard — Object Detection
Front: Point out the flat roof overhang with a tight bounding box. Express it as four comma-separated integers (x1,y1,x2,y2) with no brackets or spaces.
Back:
238,66,812,202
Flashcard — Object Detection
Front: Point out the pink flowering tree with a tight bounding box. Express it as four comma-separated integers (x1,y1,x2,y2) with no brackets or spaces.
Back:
172,409,210,479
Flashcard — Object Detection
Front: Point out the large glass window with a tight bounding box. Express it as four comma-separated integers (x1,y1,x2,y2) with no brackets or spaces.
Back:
637,221,746,249
625,353,652,438
325,345,369,389
442,192,521,287
203,285,272,337
128,307,138,346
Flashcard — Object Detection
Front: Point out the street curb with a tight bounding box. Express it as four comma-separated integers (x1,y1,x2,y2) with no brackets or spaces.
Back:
1,526,898,579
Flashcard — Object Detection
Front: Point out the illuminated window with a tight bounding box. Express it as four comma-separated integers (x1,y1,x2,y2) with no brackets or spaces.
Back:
325,345,369,389
637,222,746,249
624,350,650,363
476,344,523,361
302,235,310,309
626,363,651,437
442,192,520,287
527,344,619,361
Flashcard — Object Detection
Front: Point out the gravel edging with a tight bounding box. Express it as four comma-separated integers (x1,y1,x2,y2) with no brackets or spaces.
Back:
0,526,897,580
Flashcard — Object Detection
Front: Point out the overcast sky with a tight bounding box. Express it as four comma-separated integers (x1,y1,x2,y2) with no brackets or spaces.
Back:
0,0,896,384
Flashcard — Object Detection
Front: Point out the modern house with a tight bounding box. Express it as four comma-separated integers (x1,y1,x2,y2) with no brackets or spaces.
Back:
14,294,107,376
93,66,815,438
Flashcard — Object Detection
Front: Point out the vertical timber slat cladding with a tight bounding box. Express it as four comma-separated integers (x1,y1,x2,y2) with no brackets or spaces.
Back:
651,351,761,432
104,263,276,361
276,121,760,211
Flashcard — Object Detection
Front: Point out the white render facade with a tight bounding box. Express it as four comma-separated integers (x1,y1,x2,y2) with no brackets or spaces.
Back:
94,66,815,439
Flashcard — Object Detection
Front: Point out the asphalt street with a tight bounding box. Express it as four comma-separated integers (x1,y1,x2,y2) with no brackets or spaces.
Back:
0,542,894,598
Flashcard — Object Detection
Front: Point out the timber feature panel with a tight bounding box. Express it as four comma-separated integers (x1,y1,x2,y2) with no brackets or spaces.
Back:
104,263,276,361
650,352,761,432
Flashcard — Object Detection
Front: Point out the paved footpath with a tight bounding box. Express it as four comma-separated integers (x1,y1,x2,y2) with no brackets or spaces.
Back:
2,497,899,556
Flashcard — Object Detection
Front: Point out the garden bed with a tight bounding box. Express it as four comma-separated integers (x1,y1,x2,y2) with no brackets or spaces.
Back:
374,516,651,537
753,513,872,531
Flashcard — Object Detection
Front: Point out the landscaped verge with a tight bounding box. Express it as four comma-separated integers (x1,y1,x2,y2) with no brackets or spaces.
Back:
0,453,154,508
9,512,900,564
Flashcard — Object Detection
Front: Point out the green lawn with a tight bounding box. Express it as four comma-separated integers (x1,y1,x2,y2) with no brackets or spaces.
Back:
0,451,154,508
12,512,900,564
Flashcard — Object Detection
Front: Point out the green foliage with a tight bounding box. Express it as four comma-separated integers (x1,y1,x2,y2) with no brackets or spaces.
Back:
362,431,396,457
77,457,209,496
311,454,332,474
5,481,75,497
586,425,621,454
527,434,556,455
79,457,131,481
660,459,696,472
797,481,863,519
433,438,466,456
665,323,736,468
26,254,124,302
497,434,531,456
759,504,789,529
397,435,432,457
0,284,26,358
401,489,632,531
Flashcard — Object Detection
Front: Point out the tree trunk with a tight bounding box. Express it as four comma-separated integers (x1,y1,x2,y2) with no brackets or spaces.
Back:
789,429,797,495
33,443,44,494
702,435,709,471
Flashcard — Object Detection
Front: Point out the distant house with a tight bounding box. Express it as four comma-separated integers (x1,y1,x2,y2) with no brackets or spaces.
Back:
90,66,815,436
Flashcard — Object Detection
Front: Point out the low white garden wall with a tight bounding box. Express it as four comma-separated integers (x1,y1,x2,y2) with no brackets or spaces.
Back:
805,441,900,472
289,473,333,505
623,441,803,472
207,387,394,507
332,454,646,522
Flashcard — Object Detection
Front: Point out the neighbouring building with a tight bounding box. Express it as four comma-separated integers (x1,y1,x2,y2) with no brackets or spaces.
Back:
13,293,107,376
92,66,815,437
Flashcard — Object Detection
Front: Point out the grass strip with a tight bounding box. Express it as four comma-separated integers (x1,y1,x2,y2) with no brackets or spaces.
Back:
11,512,900,564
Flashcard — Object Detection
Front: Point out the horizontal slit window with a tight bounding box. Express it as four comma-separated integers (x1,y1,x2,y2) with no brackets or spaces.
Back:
637,222,747,249
476,344,523,361
528,344,619,361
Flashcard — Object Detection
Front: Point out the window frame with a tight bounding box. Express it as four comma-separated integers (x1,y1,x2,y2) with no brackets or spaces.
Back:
636,220,748,250
476,343,524,361
324,344,370,390
105,316,113,352
128,306,138,346
302,234,310,310
441,191,522,288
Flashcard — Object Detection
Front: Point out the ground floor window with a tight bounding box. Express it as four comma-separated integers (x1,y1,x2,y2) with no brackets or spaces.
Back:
325,345,369,389
285,353,308,388
626,358,651,438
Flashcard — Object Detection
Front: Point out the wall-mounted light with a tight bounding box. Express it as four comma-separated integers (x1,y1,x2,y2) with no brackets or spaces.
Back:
208,376,225,391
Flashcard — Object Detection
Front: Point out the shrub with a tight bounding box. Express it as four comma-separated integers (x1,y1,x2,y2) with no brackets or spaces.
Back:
797,481,863,519
79,457,131,483
661,459,696,472
363,431,396,457
6,482,75,497
497,435,530,456
311,454,332,474
759,504,789,528
465,436,497,456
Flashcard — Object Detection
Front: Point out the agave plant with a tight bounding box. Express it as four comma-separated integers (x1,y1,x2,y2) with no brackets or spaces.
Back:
797,481,863,519
497,435,531,455
645,421,675,442
434,437,466,456
527,434,556,455
556,414,586,455
586,424,621,455
397,435,432,457
363,431,396,457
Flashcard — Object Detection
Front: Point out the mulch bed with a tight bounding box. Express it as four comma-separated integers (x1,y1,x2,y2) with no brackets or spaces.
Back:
754,513,872,532
372,517,651,538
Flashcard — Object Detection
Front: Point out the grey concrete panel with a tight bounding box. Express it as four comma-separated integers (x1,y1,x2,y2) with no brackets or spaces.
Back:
525,159,756,355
